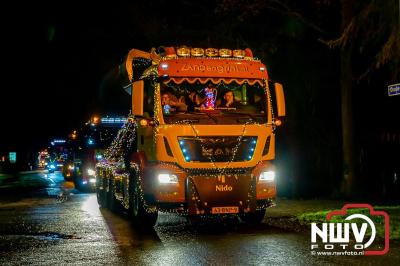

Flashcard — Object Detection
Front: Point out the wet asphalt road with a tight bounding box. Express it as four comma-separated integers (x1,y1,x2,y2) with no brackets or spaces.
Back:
0,172,399,265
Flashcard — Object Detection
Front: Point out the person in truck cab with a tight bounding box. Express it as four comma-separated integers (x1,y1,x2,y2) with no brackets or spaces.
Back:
185,89,202,112
218,90,242,108
161,91,187,112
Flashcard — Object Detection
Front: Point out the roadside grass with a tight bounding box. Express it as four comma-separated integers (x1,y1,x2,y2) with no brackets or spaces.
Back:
297,206,400,240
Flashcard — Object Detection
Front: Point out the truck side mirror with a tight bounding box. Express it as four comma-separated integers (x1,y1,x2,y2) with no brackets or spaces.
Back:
132,80,144,116
274,82,286,117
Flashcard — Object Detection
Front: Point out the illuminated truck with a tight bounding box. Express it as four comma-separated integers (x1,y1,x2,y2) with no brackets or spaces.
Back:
96,46,286,227
66,116,126,191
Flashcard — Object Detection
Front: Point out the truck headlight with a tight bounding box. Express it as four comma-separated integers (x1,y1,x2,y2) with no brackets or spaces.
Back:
87,168,96,176
158,173,178,184
259,171,275,182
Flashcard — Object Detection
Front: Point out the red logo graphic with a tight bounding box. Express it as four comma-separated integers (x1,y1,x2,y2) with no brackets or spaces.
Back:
326,204,390,255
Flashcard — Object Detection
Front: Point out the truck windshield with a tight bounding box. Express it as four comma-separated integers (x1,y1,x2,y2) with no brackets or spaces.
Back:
83,126,122,149
160,81,268,125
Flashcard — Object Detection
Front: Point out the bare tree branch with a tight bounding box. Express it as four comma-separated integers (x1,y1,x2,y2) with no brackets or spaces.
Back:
319,18,355,48
268,0,328,34
216,0,330,34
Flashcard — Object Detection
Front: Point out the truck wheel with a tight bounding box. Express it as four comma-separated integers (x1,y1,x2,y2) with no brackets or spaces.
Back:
106,178,118,212
96,189,105,207
96,178,106,207
129,174,158,228
240,209,266,224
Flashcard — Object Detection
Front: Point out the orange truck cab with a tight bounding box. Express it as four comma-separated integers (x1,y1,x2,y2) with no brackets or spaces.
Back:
96,46,286,227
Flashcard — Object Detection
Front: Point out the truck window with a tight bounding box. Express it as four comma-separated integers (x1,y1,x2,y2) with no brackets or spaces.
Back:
160,81,268,125
143,79,155,117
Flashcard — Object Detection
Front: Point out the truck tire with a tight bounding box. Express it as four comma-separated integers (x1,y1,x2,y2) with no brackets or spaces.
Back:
240,209,266,224
129,172,158,228
96,177,106,207
106,178,118,212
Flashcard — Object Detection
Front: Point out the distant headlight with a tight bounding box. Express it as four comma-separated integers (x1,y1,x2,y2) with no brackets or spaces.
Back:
89,178,96,183
87,168,96,176
49,164,56,169
158,173,178,184
68,165,74,170
259,171,275,182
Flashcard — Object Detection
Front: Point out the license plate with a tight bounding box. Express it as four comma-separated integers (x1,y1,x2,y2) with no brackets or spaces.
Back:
211,206,239,214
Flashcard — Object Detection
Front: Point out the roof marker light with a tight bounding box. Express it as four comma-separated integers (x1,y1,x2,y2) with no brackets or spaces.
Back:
191,48,204,57
219,49,232,57
233,49,245,58
177,46,190,57
205,48,218,57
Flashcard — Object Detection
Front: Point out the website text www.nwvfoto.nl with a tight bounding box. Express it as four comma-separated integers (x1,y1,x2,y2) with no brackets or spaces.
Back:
311,250,364,256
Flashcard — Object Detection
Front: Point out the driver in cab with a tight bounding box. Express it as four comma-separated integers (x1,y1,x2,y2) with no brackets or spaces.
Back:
217,90,241,108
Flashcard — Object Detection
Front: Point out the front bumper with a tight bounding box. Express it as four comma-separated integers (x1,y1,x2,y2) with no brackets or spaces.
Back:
141,162,276,215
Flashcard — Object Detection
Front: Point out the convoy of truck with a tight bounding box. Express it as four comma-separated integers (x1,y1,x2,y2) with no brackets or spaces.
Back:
37,46,286,227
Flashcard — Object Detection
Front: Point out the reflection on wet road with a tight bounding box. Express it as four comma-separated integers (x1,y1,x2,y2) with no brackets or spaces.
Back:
0,173,399,265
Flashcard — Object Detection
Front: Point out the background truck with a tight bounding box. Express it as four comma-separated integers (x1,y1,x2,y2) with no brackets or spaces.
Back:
96,46,286,227
64,116,126,191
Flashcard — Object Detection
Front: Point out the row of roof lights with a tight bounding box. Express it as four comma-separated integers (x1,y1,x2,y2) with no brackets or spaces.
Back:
164,46,254,59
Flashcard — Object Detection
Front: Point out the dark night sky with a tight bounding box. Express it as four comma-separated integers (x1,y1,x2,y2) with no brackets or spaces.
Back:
0,1,398,157
1,1,243,152
1,2,162,151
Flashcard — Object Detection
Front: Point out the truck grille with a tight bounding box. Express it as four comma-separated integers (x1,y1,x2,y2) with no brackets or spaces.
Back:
178,136,257,162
